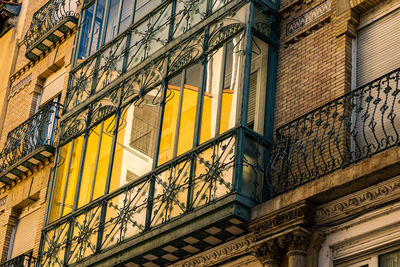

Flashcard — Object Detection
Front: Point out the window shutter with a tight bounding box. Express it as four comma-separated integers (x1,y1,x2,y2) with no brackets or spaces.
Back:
11,209,40,258
41,69,65,105
247,72,258,126
357,8,400,87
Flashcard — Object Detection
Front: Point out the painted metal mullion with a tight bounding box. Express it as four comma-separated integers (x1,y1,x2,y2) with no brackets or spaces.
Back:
172,70,185,158
89,121,104,202
58,139,75,219
71,105,93,211
168,0,177,41
96,88,123,252
43,147,61,225
187,28,209,211
87,1,99,57
262,36,279,202
72,7,86,66
116,0,124,34
215,43,227,137
131,0,137,24
99,0,111,46
234,2,254,193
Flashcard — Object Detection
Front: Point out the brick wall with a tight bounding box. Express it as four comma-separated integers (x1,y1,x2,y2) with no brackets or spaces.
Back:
273,0,355,131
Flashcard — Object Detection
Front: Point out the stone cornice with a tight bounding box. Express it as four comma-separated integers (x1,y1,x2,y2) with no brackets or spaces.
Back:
250,200,315,237
173,234,256,267
316,175,400,224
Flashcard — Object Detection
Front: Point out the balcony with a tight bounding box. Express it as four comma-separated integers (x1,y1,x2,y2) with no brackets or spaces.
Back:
64,0,243,113
268,67,400,195
0,253,36,267
38,127,269,266
24,0,79,61
0,102,61,184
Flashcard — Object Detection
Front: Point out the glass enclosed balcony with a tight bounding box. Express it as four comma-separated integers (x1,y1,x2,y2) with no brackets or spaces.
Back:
0,101,61,184
24,0,79,61
38,0,279,265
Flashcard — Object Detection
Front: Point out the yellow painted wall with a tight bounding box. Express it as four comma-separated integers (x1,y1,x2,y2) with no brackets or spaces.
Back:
0,29,17,137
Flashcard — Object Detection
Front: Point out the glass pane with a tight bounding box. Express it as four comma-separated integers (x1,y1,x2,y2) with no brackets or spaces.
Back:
176,63,202,155
199,47,223,143
119,0,134,33
104,0,120,43
158,74,182,165
380,250,400,267
77,4,95,60
49,143,72,222
134,0,160,22
93,116,115,198
90,0,106,55
102,181,149,249
249,36,269,134
219,41,239,134
110,90,161,190
62,136,85,216
77,123,102,208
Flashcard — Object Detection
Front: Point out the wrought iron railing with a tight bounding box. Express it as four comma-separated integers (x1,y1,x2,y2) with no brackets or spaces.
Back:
0,253,36,267
0,101,61,173
65,0,238,112
24,0,79,49
38,127,268,266
268,67,400,195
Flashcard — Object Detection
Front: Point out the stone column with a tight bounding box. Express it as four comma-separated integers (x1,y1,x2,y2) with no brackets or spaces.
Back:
253,239,283,267
286,229,311,267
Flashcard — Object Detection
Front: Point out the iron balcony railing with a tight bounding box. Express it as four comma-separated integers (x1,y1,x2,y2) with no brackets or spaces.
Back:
268,67,400,195
0,101,61,174
0,253,36,267
38,127,268,266
24,0,79,50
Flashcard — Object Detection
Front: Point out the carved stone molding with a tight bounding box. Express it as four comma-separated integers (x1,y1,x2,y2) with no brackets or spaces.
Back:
284,228,312,255
253,239,284,265
250,201,315,238
174,235,256,267
316,176,400,224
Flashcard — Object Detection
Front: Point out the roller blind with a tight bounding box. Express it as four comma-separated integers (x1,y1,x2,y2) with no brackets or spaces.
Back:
357,8,400,87
40,69,65,105
247,72,258,127
11,209,40,258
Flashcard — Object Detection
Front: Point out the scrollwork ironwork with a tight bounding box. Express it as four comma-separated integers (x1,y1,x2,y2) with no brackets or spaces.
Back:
268,68,400,195
24,0,80,49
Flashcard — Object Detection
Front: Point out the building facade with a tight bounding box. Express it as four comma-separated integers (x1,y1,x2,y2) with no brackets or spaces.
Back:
0,0,79,265
0,0,400,266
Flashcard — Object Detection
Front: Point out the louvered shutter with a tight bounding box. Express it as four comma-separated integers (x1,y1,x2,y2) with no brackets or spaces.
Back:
40,69,65,105
11,209,40,258
247,72,258,127
353,7,400,158
357,8,400,87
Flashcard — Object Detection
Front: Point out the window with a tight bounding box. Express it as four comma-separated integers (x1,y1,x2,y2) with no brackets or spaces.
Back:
51,23,272,221
7,206,40,261
76,0,160,60
380,250,400,267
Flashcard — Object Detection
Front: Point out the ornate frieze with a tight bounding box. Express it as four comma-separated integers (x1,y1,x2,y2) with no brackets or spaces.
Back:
316,176,400,223
170,235,256,267
286,0,331,36
250,201,315,236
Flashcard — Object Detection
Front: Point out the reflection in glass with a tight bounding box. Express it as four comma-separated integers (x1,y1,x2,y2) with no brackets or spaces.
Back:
104,0,121,43
77,4,94,60
90,0,106,55
119,0,134,33
49,142,72,222
110,89,161,191
177,63,201,155
159,74,182,165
